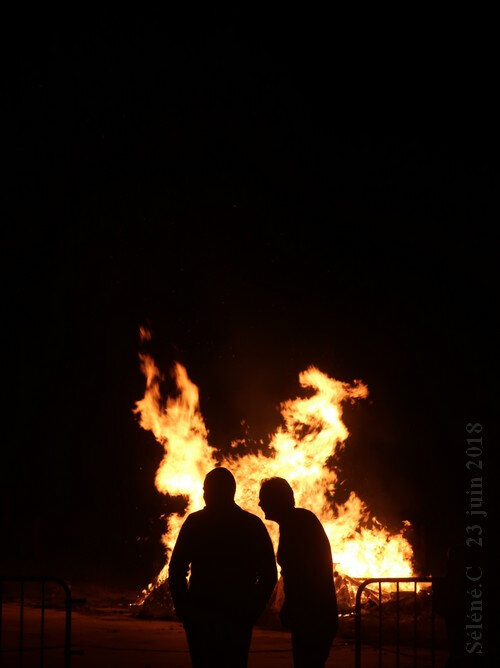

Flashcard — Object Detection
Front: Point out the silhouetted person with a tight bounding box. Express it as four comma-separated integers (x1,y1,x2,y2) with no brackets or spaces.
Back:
259,477,338,668
168,467,277,667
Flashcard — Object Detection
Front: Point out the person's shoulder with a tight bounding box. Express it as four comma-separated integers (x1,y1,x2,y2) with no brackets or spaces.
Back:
295,507,322,525
182,508,206,526
236,506,267,527
295,507,316,518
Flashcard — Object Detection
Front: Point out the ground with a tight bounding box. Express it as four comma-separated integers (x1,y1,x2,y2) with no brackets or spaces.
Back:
1,596,449,667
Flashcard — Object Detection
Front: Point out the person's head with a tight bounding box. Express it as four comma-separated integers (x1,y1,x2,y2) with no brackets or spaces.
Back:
203,467,236,509
259,477,295,522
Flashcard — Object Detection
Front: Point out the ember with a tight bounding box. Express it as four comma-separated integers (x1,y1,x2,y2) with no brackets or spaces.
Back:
133,336,415,607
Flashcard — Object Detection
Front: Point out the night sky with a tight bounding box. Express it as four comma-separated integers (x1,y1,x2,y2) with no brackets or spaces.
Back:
4,10,495,590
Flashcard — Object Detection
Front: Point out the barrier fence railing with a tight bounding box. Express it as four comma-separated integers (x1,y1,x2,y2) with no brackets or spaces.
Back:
355,577,441,668
0,576,84,667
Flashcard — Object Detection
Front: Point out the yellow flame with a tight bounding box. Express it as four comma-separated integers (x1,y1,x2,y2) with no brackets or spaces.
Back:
134,355,415,597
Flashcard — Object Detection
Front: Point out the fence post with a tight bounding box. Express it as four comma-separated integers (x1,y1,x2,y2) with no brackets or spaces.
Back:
355,577,435,668
0,576,76,667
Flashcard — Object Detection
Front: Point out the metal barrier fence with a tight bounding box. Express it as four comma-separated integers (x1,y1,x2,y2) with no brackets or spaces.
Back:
0,576,83,667
355,577,440,668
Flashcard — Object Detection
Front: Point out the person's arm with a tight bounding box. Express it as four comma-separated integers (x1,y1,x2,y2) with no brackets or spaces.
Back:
167,515,194,622
252,519,278,620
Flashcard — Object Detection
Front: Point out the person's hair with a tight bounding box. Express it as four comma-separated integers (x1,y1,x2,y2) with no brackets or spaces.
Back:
259,477,295,508
204,467,236,502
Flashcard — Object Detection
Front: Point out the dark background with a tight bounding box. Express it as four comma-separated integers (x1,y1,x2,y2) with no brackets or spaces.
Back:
3,10,494,592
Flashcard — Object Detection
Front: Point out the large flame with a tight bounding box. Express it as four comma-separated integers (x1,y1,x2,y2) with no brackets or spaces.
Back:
134,348,415,602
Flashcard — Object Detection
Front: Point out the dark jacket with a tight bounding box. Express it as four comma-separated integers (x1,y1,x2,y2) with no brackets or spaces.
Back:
168,503,277,625
277,508,338,632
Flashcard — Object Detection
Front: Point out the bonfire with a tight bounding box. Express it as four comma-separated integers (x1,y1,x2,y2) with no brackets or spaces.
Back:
133,329,415,613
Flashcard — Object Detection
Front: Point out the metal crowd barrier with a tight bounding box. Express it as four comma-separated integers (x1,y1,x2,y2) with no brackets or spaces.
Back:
0,576,84,667
355,577,440,668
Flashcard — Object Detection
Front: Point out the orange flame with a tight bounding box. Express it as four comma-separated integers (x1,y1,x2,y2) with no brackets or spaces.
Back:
134,346,415,600
139,326,152,342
